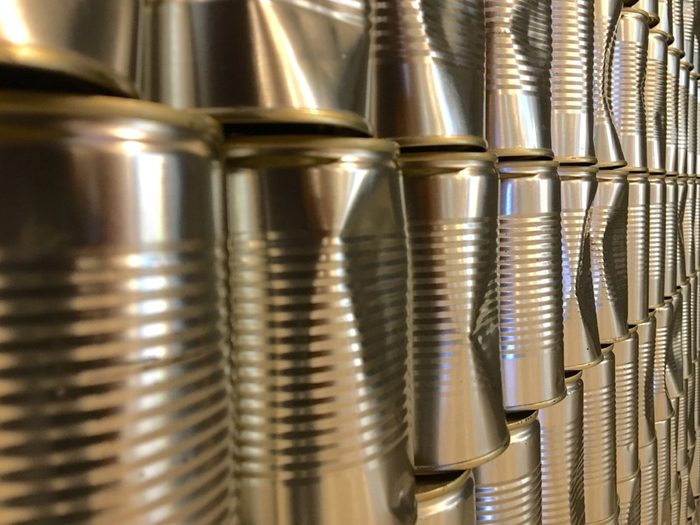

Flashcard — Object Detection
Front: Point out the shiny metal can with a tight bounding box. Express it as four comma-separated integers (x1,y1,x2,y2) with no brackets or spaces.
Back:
627,173,651,324
649,175,667,308
400,152,509,472
678,384,690,470
655,300,675,420
226,136,416,525
639,0,660,26
485,0,553,159
683,178,696,275
682,280,693,378
141,0,371,135
664,177,679,297
639,315,658,444
582,345,618,523
680,468,691,523
656,418,673,524
687,88,697,180
0,92,233,524
669,291,685,398
690,274,698,365
676,177,688,284
671,398,680,479
416,471,476,525
611,8,650,171
538,371,586,525
369,0,487,149
551,0,596,163
0,0,140,97
618,468,642,525
593,0,626,167
645,31,668,174
656,0,672,41
670,0,684,55
667,48,683,174
560,165,602,369
640,438,659,525
679,62,691,176
615,331,641,479
670,473,681,525
474,411,542,524
590,169,630,343
497,161,565,409
682,0,695,63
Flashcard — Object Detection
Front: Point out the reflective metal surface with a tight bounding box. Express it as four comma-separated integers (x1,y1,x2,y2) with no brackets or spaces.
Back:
618,468,642,525
141,0,371,134
677,177,688,284
679,62,691,176
485,0,553,159
683,178,696,274
671,398,680,482
682,0,695,61
226,137,416,525
645,32,668,174
664,177,679,297
669,291,685,398
369,0,487,148
655,300,675,420
639,315,659,444
667,48,682,174
0,92,233,524
649,175,667,308
670,0,684,55
680,467,690,524
656,0,672,41
640,438,659,525
627,173,651,324
682,281,693,378
656,418,673,524
400,152,509,472
679,382,690,470
615,331,641,480
639,0,660,26
497,161,565,409
416,471,476,525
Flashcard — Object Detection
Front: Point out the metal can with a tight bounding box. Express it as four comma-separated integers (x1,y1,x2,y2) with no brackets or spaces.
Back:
551,0,596,163
474,411,543,524
655,300,675,419
682,280,693,378
670,0,684,55
497,161,565,409
664,177,679,297
615,331,641,480
416,471,476,525
656,418,673,524
671,398,680,480
0,92,233,524
560,165,602,369
590,169,629,344
682,0,695,61
627,173,651,324
680,467,691,524
648,175,667,308
645,31,668,174
400,152,509,472
679,62,691,176
676,176,688,284
671,475,681,524
141,0,371,135
538,371,586,525
656,0,672,41
582,345,618,523
639,439,659,525
678,384,690,470
639,315,658,445
668,291,685,398
639,0,660,26
684,177,697,277
690,274,698,366
226,136,416,525
369,0,487,149
667,48,683,174
618,468,642,525
485,0,553,159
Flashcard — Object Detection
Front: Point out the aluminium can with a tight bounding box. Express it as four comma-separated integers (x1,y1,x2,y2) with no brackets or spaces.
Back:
627,173,651,324
679,62,691,176
670,0,684,55
682,0,695,62
669,291,685,399
649,174,667,308
497,161,565,409
682,280,693,377
671,398,680,482
618,468,642,525
416,471,476,525
639,314,659,444
400,152,509,472
655,300,675,420
683,178,696,274
676,177,688,284
475,411,542,524
678,383,690,470
656,0,672,41
687,85,697,179
645,31,668,174
0,92,233,524
226,136,416,525
667,48,683,175
639,0,660,26
671,473,681,525
656,418,673,524
664,177,679,297
615,331,642,480
640,438,659,525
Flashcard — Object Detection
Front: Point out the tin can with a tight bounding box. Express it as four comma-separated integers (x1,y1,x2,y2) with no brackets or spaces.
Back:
611,8,650,171
690,274,698,367
627,173,651,324
656,418,673,524
687,87,697,180
671,398,680,479
656,0,672,41
671,473,681,525
667,48,683,174
616,331,641,480
682,281,693,378
639,315,658,444
682,0,695,61
497,161,565,409
485,0,553,159
590,169,630,343
639,0,660,26
649,175,667,308
683,178,696,275
655,300,675,419
681,468,691,524
475,411,542,524
679,62,691,176
0,92,233,524
640,439,659,525
400,152,509,472
416,471,476,525
669,291,685,398
593,0,626,167
226,136,416,525
665,177,679,297
560,165,602,369
141,0,371,135
645,31,668,174
538,371,586,525
369,0,487,149
677,177,689,283
551,0,596,163
618,468,642,525
670,0,684,55
582,345,618,523
679,385,690,470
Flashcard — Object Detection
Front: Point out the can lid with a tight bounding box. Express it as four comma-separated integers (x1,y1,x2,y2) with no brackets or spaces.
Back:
415,470,472,500
558,164,597,179
399,151,496,175
622,7,651,23
505,410,538,430
564,370,583,384
496,160,558,178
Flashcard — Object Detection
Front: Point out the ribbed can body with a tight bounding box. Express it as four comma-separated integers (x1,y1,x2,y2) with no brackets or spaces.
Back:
680,468,691,524
654,300,675,420
226,137,416,525
551,0,595,163
669,0,683,55
668,291,684,399
638,314,658,444
416,471,476,525
639,0,659,26
640,438,659,525
0,94,234,524
645,32,668,173
627,174,651,324
682,280,693,378
618,468,642,525
682,0,695,63
666,49,682,174
682,177,696,274
400,152,509,471
538,372,586,525
369,0,487,148
657,0,671,41
485,0,553,158
582,346,618,523
498,162,565,409
475,412,543,524
648,175,666,308
664,177,679,296
678,61,691,175
656,418,673,525
615,332,641,479
560,166,602,369
676,177,688,284
678,382,690,470
687,85,697,176
590,170,629,343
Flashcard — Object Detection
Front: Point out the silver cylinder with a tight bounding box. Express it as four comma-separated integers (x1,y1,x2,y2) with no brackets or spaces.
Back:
485,0,553,159
639,315,658,445
679,61,691,176
369,0,487,149
400,152,509,472
676,177,688,284
645,31,668,174
691,275,698,366
226,136,416,525
0,92,233,524
671,398,680,482
670,474,681,525
416,471,476,525
615,331,641,480
678,383,690,470
667,48,682,174
656,0,672,42
618,468,642,525
664,177,679,297
655,300,675,420
627,173,651,324
687,86,697,179
590,169,629,343
497,161,565,409
682,280,693,378
474,411,543,524
560,165,602,369
656,417,673,524
680,467,691,524
668,291,685,398
683,178,696,274
538,371,586,525
649,174,667,308
670,0,684,55
639,0,660,26
640,438,659,525
551,0,596,163
682,0,695,62
582,345,618,523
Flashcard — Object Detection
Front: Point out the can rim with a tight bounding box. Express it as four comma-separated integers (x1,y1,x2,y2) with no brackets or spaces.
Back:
392,135,488,151
505,410,538,430
398,151,496,172
415,470,472,501
224,135,399,156
564,369,583,384
622,6,651,22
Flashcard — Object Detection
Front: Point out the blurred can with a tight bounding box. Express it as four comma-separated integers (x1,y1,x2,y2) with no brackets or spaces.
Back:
538,371,586,525
593,0,626,167
551,0,596,163
400,152,509,472
639,315,658,444
590,169,629,343
671,398,680,479
615,331,641,479
645,31,668,174
664,177,679,297
656,418,673,524
667,48,682,174
683,177,696,275
669,291,685,398
141,0,371,135
474,411,543,524
679,61,691,175
639,0,660,26
416,471,476,525
485,0,553,159
670,0,684,55
656,0,672,41
582,345,618,523
0,92,233,524
680,468,691,524
682,0,695,63
640,439,659,525
369,0,487,149
627,173,651,324
560,165,602,369
682,280,693,378
226,136,416,525
0,0,140,97
676,176,688,283
617,468,642,525
655,300,675,419
678,385,690,470
611,8,650,171
497,161,565,409
670,473,681,525
648,174,667,308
